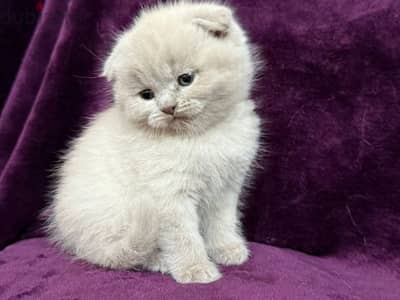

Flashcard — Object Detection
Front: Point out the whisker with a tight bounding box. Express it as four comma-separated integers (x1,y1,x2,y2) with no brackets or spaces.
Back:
80,44,103,62
72,75,100,79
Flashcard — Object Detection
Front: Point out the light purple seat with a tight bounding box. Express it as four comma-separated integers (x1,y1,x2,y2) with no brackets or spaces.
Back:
0,238,398,300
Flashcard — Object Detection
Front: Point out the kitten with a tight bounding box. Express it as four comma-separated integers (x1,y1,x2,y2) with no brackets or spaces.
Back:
47,1,261,284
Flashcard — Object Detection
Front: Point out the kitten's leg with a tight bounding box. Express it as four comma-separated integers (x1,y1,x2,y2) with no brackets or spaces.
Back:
159,201,221,284
201,189,249,266
145,250,168,274
74,207,159,270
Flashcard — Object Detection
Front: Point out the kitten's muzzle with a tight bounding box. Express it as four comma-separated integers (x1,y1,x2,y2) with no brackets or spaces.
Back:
161,105,176,116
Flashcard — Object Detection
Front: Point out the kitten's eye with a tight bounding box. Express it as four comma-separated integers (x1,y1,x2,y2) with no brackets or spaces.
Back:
177,73,194,86
139,89,155,100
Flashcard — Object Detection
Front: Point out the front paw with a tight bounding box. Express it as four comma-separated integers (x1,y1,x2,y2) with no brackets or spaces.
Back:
172,262,221,284
146,253,168,274
208,243,249,266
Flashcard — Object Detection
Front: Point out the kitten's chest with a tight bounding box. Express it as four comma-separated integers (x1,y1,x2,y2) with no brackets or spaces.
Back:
142,126,255,189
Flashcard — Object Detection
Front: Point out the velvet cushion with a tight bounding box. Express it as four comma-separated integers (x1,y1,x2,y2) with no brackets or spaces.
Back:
0,238,398,300
0,0,399,259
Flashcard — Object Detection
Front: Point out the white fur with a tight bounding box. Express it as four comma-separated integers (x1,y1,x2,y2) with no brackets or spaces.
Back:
47,1,261,284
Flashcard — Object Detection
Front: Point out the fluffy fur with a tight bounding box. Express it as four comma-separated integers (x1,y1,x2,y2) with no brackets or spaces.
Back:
47,1,261,284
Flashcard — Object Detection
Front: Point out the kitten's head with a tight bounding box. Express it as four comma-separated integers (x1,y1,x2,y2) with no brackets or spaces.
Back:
103,2,257,135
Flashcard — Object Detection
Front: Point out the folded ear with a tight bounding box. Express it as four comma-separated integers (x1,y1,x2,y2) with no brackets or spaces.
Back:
192,6,232,38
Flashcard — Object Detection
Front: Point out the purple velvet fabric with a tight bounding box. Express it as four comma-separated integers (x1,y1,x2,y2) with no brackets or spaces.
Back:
0,0,400,298
1,238,399,300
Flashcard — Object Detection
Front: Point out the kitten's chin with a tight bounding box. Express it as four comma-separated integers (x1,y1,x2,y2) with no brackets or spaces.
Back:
147,115,172,130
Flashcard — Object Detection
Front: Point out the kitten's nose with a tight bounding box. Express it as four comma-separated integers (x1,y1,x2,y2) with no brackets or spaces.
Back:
161,105,176,115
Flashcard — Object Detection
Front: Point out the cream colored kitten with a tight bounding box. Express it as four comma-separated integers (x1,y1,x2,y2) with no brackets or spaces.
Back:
47,1,261,284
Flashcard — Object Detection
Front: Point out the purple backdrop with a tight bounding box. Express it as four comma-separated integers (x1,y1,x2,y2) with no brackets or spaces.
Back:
0,0,399,298
0,0,40,110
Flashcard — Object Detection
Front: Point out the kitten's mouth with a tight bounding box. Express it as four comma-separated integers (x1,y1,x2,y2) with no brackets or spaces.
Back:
168,116,191,127
166,112,193,122
147,111,198,131
172,115,189,121
168,115,194,130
